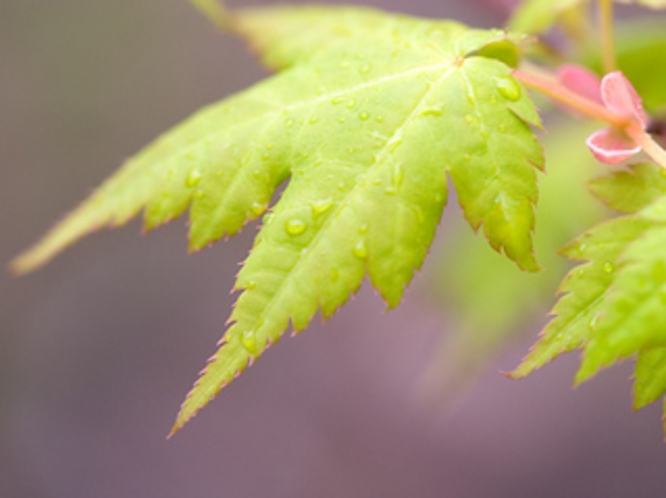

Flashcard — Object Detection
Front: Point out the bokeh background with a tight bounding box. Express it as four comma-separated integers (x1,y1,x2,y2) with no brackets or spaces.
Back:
2,1,666,496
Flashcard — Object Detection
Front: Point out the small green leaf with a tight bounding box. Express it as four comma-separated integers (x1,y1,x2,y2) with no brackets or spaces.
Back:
589,163,666,214
510,215,651,378
577,223,666,382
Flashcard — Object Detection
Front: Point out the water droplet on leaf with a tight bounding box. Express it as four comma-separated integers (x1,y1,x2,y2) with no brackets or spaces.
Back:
311,199,333,219
285,218,307,236
496,76,522,101
251,202,267,216
353,240,368,259
603,261,614,274
241,330,258,355
359,111,370,121
185,169,202,187
421,108,443,117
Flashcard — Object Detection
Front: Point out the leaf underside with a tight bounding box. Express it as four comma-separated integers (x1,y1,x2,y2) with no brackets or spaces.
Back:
12,5,544,434
513,162,666,434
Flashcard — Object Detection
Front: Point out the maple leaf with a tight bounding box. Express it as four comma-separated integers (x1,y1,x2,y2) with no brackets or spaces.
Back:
11,5,544,434
513,162,666,433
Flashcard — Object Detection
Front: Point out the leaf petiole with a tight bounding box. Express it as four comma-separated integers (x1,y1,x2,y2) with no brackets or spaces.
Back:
513,68,666,170
512,68,626,127
599,0,617,73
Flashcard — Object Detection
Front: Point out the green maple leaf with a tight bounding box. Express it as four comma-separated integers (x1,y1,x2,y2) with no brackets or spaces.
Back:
510,214,652,378
514,162,666,433
12,5,544,434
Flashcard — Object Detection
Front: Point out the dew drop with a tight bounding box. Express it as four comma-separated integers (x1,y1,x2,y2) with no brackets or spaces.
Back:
262,153,270,161
375,116,385,123
185,169,202,187
359,111,370,121
421,108,443,117
392,164,404,187
251,202,267,216
332,97,346,105
603,261,614,274
347,99,356,109
263,213,275,225
353,240,368,259
309,116,319,124
496,76,522,102
246,280,257,290
385,186,397,195
241,330,258,355
338,117,346,124
285,118,295,127
359,224,369,234
195,190,205,200
285,218,307,236
465,115,474,125
311,199,333,219
359,64,371,74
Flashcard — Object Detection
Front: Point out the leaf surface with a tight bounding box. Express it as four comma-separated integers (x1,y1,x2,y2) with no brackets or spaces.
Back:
11,6,544,434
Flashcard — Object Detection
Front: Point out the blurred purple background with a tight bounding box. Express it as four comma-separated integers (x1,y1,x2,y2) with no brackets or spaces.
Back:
2,1,666,496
